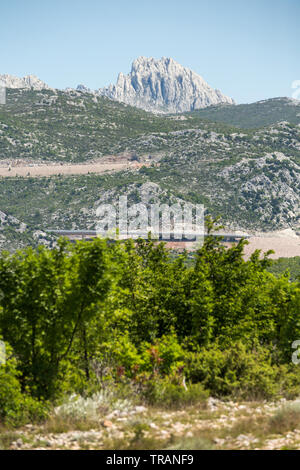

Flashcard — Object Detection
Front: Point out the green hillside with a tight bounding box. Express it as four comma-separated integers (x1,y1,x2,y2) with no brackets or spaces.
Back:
0,90,299,250
185,97,300,128
0,88,236,162
268,256,300,282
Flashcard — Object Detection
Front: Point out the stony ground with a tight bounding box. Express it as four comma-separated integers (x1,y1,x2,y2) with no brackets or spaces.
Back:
2,398,300,450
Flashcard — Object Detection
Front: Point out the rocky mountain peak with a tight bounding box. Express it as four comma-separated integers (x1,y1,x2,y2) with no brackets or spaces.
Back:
0,74,51,90
98,56,235,113
76,84,92,93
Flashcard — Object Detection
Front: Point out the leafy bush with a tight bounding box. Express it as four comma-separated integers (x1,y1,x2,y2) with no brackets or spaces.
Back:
0,221,300,412
0,343,48,426
139,371,208,408
186,342,300,399
0,238,111,399
139,333,185,376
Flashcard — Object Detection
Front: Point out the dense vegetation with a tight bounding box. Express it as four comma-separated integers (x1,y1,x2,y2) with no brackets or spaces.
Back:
268,257,300,282
1,221,300,426
187,98,300,129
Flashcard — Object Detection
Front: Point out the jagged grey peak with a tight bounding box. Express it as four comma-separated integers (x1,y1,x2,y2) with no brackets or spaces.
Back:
98,57,235,113
0,74,51,90
76,84,93,93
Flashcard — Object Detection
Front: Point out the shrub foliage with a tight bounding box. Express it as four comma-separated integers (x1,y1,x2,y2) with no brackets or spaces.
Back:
0,219,300,423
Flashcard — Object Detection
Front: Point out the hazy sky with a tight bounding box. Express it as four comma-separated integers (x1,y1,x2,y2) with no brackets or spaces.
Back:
1,0,299,103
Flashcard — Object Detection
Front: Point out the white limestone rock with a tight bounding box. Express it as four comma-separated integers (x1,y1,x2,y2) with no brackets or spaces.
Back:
0,74,51,90
76,84,93,93
98,56,235,113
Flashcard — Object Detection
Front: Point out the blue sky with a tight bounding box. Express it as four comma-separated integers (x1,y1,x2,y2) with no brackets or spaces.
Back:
1,0,299,103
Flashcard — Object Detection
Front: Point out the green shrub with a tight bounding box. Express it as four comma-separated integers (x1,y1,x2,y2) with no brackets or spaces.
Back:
185,342,300,399
140,372,208,408
0,223,300,412
0,343,48,426
140,333,185,376
158,382,208,409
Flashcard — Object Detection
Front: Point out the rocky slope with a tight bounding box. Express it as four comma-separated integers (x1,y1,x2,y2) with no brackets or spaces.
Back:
0,88,300,250
98,56,235,113
0,209,54,251
0,74,51,91
4,397,300,450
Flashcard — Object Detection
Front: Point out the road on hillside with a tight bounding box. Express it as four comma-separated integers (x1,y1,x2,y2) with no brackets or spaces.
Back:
0,161,149,177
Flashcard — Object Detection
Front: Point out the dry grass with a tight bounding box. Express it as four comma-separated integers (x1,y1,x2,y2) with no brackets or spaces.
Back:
41,415,100,434
0,429,21,450
4,399,300,450
166,436,215,450
269,401,300,435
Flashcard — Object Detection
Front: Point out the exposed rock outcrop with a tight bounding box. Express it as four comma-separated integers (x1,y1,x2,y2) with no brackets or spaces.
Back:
98,56,235,113
0,74,51,90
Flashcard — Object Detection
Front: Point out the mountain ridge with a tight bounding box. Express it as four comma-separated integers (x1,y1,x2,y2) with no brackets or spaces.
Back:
97,56,235,113
0,57,235,113
0,74,52,91
186,97,300,128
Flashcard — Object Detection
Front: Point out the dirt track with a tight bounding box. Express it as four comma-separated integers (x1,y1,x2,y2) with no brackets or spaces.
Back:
242,236,300,260
220,236,300,260
0,161,146,177
168,235,300,260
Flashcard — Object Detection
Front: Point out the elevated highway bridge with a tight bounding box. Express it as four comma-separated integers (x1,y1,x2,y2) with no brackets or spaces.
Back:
47,230,250,243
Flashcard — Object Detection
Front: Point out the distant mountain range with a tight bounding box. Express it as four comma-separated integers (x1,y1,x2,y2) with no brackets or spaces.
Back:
1,57,235,113
0,61,299,250
0,74,52,91
2,58,299,118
